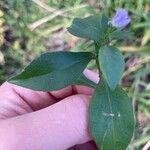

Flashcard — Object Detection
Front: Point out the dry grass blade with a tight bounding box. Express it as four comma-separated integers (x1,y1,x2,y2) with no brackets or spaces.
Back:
120,46,150,52
28,3,88,30
32,0,70,17
142,140,150,150
123,57,150,78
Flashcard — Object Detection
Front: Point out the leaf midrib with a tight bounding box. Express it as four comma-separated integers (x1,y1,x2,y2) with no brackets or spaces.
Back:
102,82,116,148
14,58,90,80
73,21,102,35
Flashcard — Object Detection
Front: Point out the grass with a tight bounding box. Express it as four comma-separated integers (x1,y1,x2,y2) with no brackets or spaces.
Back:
0,0,150,149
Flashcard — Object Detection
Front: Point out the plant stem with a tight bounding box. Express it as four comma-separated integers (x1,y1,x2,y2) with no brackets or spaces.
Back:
94,41,102,78
95,45,101,77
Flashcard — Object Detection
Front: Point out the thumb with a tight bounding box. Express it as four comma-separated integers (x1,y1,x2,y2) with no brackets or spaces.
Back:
0,94,91,150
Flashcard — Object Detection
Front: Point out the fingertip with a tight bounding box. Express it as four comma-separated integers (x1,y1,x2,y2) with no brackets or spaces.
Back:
83,69,99,84
1,94,92,150
73,85,94,95
50,86,73,100
73,69,99,95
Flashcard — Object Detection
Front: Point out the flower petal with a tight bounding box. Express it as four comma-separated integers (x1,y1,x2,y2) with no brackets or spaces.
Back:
111,8,131,28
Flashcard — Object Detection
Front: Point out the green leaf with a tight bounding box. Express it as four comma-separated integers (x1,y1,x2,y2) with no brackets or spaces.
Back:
100,15,109,32
75,73,96,88
89,80,135,150
9,51,93,91
67,15,108,42
109,29,134,40
98,46,124,90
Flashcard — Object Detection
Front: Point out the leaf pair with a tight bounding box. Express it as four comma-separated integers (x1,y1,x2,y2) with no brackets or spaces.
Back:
68,15,133,43
68,15,125,90
9,51,95,91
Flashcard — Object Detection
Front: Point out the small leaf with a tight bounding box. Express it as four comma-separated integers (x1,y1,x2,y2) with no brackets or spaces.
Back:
75,73,96,88
98,46,124,90
68,15,108,42
109,29,134,40
9,51,93,91
89,80,135,150
100,15,109,32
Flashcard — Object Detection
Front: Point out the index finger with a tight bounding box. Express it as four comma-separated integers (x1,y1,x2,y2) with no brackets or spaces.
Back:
0,69,98,113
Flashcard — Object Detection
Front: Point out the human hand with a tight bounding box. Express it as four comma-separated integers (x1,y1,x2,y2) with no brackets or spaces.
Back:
0,69,99,150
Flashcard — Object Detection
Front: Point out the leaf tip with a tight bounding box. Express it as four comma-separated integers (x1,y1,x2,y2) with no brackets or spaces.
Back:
7,76,19,85
106,80,117,91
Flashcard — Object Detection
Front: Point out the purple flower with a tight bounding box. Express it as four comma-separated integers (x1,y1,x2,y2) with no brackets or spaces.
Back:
111,8,131,28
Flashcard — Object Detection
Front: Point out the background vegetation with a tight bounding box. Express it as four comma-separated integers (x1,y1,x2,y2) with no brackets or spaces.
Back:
0,0,150,149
